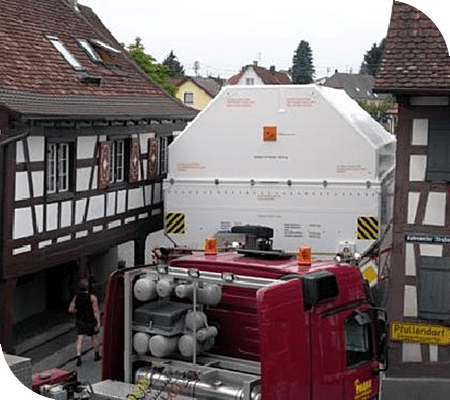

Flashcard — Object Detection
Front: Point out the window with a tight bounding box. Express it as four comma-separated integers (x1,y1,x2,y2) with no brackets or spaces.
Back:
346,313,373,367
159,137,168,175
47,35,85,71
110,139,126,184
90,39,121,54
47,143,71,194
184,92,194,104
246,78,254,85
417,256,450,321
77,39,102,63
426,120,450,181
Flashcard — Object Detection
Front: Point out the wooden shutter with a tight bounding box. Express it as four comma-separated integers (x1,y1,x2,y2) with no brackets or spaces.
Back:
128,137,141,183
148,138,159,180
98,141,111,189
417,256,450,321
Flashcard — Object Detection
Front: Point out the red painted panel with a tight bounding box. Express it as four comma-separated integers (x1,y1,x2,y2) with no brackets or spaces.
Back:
257,279,311,400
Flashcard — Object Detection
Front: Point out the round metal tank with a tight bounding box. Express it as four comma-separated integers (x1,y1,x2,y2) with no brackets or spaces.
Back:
133,332,150,354
134,278,157,302
148,335,179,358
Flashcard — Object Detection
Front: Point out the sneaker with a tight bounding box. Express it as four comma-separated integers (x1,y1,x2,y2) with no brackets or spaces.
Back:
94,352,102,362
76,356,82,367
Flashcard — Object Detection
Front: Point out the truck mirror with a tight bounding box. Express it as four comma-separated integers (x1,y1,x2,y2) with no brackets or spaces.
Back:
301,271,339,309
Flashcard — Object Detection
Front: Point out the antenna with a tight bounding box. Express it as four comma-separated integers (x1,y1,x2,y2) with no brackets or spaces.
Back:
193,61,200,77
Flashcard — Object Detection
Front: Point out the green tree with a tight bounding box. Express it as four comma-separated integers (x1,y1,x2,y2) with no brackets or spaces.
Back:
292,40,315,84
359,96,396,132
162,50,185,77
360,38,386,76
127,37,177,97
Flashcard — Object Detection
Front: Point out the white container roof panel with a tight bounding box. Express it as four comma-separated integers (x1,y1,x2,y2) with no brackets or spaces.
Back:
169,85,395,183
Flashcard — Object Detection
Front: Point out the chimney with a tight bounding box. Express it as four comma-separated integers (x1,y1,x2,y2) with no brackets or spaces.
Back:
66,0,79,10
270,66,276,73
253,61,258,67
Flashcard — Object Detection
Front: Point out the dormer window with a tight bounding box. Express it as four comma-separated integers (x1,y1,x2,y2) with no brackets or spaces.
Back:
90,39,120,54
47,35,85,71
77,39,102,63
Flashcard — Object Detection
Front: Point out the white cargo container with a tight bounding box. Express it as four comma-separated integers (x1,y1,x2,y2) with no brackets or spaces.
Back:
164,85,395,256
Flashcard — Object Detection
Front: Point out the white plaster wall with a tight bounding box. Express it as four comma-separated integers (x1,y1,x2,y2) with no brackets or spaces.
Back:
27,137,45,162
412,119,428,146
420,243,443,257
423,192,446,226
87,195,105,221
13,208,33,239
33,171,44,197
77,168,92,191
139,133,152,154
15,172,29,201
61,201,72,228
106,192,116,216
46,203,58,230
128,188,144,210
404,285,418,317
117,190,126,213
402,343,422,362
405,243,416,276
407,192,420,224
77,136,97,159
75,198,87,224
409,155,427,181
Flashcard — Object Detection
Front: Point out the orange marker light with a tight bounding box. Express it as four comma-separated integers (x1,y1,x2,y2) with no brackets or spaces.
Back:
298,246,312,267
205,237,218,255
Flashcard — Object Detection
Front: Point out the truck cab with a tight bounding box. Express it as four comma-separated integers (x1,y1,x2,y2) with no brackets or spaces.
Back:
101,229,387,400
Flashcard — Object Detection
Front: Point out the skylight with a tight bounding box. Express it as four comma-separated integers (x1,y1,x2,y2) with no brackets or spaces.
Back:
77,39,102,62
90,39,121,54
47,35,85,71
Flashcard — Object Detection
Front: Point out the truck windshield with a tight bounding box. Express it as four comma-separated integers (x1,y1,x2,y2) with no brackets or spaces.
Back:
346,313,374,367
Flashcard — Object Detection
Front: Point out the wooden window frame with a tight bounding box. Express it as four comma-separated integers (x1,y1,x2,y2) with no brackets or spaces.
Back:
46,140,74,196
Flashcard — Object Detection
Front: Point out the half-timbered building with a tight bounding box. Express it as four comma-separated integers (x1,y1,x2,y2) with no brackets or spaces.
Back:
374,1,450,382
0,0,197,352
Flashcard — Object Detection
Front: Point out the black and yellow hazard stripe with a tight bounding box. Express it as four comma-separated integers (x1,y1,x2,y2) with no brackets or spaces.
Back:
357,216,379,240
165,212,185,234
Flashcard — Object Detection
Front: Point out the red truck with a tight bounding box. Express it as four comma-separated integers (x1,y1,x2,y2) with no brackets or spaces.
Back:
100,227,387,400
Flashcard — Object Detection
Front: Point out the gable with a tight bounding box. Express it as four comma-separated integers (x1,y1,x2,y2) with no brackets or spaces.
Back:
374,1,450,94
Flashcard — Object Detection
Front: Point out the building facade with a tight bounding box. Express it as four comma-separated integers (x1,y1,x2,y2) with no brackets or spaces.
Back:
375,1,450,378
0,0,196,352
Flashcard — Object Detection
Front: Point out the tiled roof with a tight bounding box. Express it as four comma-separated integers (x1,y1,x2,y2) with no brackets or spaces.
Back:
322,73,389,102
168,76,222,98
0,0,197,119
374,1,450,94
191,77,222,98
228,65,291,85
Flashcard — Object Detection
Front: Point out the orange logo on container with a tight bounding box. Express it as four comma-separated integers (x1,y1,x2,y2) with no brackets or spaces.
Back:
354,379,372,400
263,126,277,142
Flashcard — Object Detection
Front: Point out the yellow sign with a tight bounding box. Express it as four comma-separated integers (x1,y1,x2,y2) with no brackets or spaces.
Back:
357,216,379,240
165,212,185,234
390,321,450,345
354,379,373,400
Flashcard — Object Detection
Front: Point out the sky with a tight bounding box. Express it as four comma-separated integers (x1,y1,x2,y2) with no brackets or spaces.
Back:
80,0,396,79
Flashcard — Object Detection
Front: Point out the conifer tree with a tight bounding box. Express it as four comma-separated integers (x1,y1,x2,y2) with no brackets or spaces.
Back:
292,40,315,84
162,51,185,77
359,38,386,76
